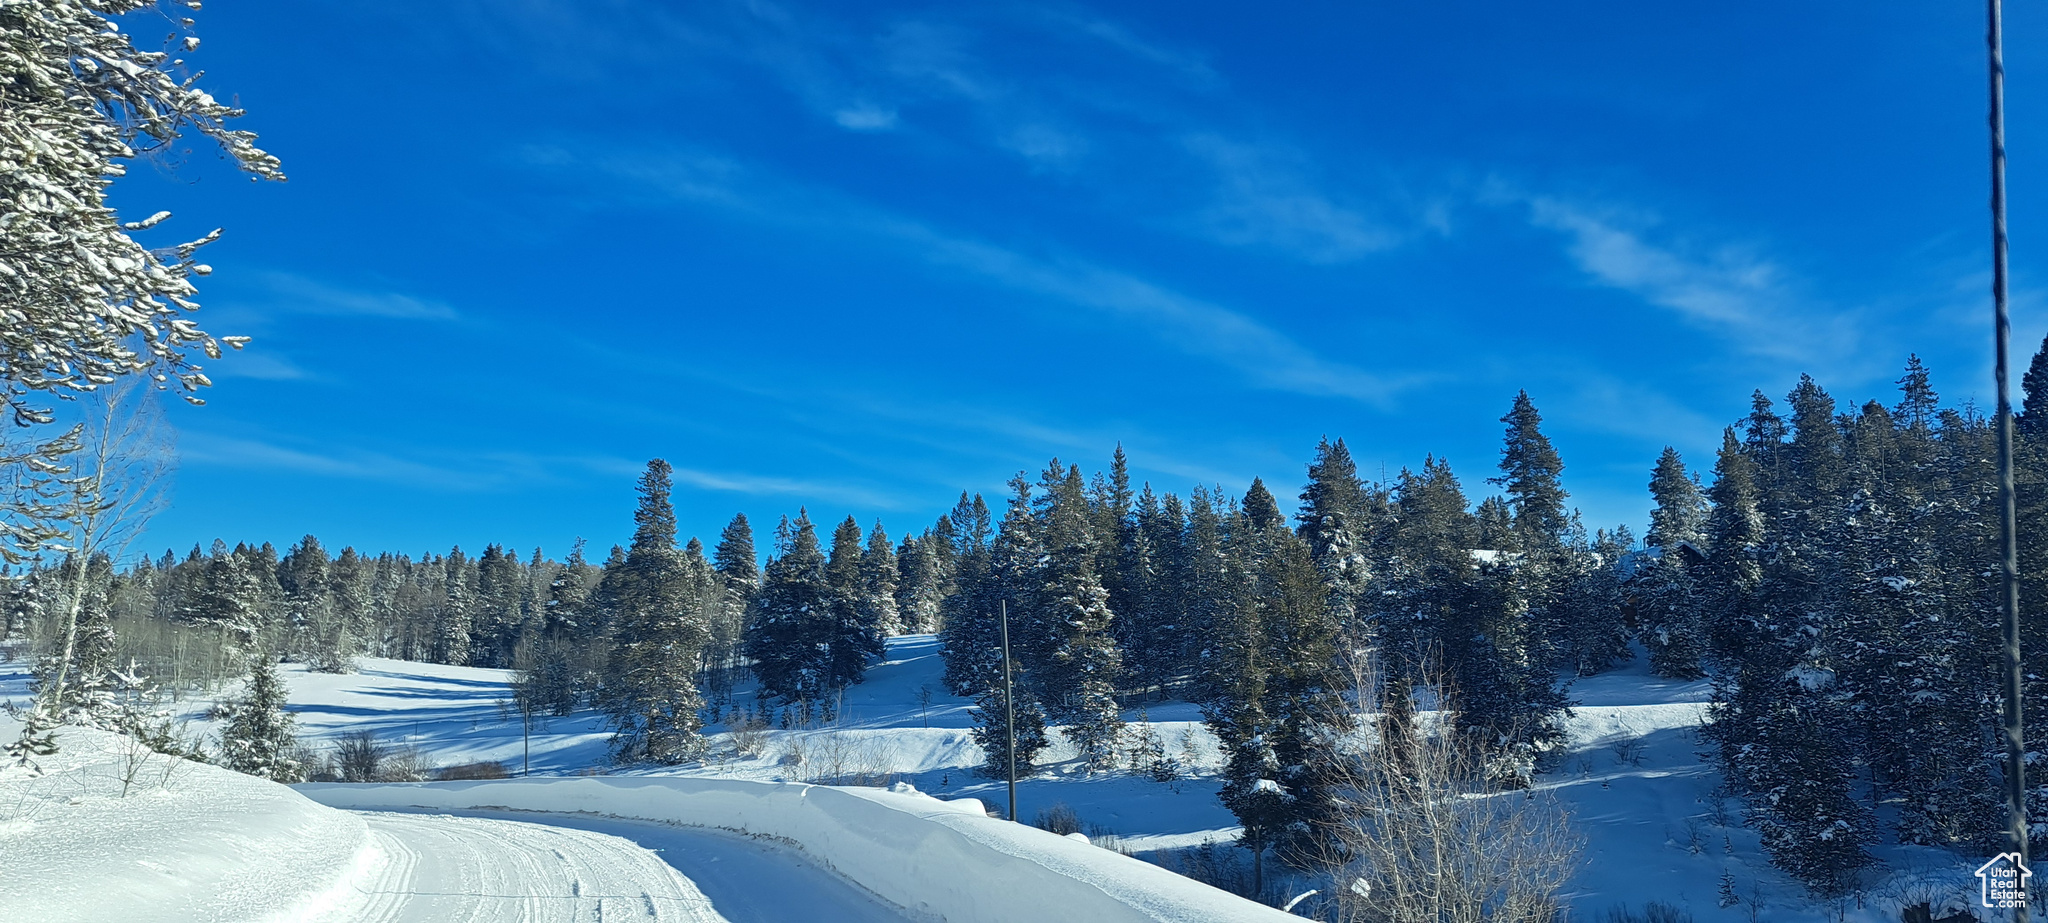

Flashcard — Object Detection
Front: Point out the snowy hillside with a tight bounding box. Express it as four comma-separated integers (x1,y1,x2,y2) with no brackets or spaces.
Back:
1,637,1995,922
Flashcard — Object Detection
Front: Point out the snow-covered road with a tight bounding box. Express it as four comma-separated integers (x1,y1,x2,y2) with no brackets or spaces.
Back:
336,810,912,923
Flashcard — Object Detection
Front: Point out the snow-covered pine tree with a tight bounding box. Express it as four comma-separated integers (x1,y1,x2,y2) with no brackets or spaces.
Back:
1490,391,1610,674
893,532,946,635
1028,463,1123,770
819,517,883,692
1090,445,1137,610
1202,495,1344,880
940,492,1005,697
219,654,303,782
321,547,373,673
1178,487,1229,684
0,0,283,420
747,511,838,706
1639,447,1708,678
436,547,475,666
471,544,524,668
278,535,332,666
1374,456,1479,680
528,540,596,714
598,460,710,763
860,522,902,642
1114,483,1178,697
178,540,264,664
1704,379,1878,893
950,479,1059,775
1296,438,1376,634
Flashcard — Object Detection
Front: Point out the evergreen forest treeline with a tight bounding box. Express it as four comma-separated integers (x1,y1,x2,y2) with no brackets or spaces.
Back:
13,352,2048,895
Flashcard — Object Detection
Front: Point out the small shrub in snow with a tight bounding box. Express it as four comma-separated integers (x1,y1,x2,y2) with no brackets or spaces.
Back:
728,713,769,758
1033,802,1083,836
437,761,511,781
1601,901,1692,923
333,730,386,783
1162,839,1290,908
800,729,898,787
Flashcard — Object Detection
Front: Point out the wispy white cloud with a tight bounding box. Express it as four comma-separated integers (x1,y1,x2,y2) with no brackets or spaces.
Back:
1046,11,1219,86
538,144,1419,407
1184,135,1406,263
892,221,1413,404
182,435,485,490
1517,194,1857,368
208,350,315,382
184,431,909,507
253,272,459,321
832,104,899,131
666,466,905,508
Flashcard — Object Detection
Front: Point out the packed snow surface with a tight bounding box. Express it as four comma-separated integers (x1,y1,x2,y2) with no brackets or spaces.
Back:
303,776,1303,923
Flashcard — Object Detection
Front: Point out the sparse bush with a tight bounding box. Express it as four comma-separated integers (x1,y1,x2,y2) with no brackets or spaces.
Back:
1313,654,1582,923
1033,802,1083,836
728,713,769,757
1085,822,1135,856
327,730,432,782
801,729,898,787
436,761,510,781
1602,901,1693,923
334,730,385,782
378,740,434,781
1164,839,1290,907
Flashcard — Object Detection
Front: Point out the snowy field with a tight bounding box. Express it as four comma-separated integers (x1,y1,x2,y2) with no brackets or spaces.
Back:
0,637,1998,922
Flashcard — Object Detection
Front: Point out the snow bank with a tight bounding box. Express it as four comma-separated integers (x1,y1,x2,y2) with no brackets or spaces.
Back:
0,720,373,923
301,776,1301,923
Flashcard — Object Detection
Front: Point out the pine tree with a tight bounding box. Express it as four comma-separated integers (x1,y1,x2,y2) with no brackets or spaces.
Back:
940,492,1003,697
0,0,282,439
860,522,902,640
894,533,946,634
278,535,331,664
1640,448,1708,678
1028,463,1123,770
436,547,475,666
1115,483,1179,696
220,655,303,782
2020,333,2048,439
1203,501,1345,877
1491,391,1606,675
179,541,264,663
1297,438,1375,632
707,515,758,705
747,511,838,705
822,516,883,689
598,460,710,763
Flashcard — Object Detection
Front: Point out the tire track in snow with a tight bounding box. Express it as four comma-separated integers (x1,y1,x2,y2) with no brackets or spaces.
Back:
342,812,725,922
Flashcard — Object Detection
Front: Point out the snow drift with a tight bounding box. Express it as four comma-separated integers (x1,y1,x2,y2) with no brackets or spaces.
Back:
0,722,372,923
301,776,1302,923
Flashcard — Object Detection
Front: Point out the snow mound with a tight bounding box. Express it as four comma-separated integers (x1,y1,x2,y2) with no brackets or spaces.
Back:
0,719,373,923
302,776,1302,923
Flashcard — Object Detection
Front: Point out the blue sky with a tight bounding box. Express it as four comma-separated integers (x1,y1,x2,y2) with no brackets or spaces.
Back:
118,0,2044,559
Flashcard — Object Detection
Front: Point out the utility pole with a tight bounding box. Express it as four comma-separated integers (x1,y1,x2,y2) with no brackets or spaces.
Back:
1000,599,1017,823
1990,2,2030,918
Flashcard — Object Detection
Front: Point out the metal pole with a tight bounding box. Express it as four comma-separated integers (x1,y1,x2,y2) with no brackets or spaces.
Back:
1000,599,1017,823
1991,1,2030,916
